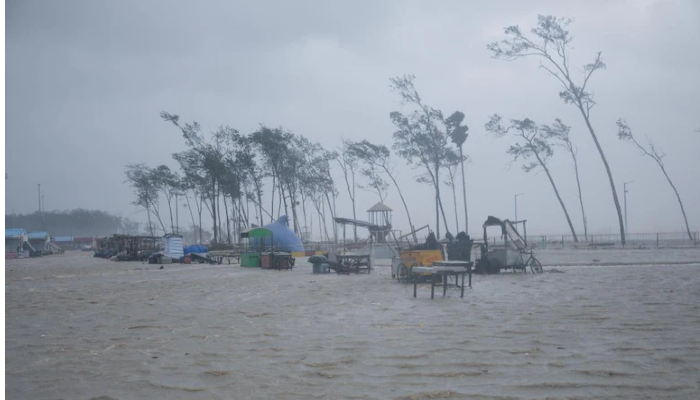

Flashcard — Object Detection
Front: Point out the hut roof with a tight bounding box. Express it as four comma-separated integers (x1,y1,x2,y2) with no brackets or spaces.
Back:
28,231,50,240
5,229,27,239
367,202,392,212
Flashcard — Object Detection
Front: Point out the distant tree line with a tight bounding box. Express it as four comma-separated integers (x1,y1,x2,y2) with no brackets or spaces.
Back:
5,209,140,237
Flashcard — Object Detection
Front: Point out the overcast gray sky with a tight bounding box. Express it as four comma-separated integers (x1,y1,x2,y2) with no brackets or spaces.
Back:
6,0,700,237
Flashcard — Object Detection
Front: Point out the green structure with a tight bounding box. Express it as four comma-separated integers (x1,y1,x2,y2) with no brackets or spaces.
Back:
240,227,273,267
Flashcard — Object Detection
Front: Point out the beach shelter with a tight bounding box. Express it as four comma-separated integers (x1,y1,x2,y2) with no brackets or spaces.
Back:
28,231,50,253
163,234,184,260
240,226,273,267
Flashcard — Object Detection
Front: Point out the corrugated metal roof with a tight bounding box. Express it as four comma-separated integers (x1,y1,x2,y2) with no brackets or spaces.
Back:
53,236,74,242
367,202,392,212
28,231,50,239
5,229,27,239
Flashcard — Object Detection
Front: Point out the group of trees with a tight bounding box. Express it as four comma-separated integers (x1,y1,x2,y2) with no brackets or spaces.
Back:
486,14,693,244
124,14,694,245
125,77,474,244
5,209,139,237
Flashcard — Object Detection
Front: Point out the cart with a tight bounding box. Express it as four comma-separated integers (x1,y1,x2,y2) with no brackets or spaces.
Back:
474,216,542,274
392,249,445,282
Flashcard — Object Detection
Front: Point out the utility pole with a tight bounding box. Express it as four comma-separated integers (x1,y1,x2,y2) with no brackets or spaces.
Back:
624,181,634,233
38,183,42,212
515,193,524,222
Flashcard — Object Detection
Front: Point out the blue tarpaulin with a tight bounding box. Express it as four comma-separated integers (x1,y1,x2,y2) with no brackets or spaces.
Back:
184,245,208,254
250,215,305,252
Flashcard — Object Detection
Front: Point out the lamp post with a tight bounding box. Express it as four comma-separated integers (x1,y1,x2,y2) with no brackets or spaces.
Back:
515,193,524,222
624,181,633,233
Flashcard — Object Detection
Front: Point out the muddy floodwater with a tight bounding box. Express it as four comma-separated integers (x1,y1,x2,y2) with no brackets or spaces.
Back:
6,251,700,399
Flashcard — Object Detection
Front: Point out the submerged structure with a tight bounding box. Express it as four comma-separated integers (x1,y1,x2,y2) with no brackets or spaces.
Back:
28,231,50,253
6,229,31,258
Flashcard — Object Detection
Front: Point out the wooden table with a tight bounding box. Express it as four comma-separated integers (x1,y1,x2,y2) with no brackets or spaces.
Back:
411,261,474,299
208,251,241,265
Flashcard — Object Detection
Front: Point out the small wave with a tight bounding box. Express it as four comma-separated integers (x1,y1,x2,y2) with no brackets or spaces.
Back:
380,354,429,360
126,325,169,329
574,369,629,377
202,370,229,377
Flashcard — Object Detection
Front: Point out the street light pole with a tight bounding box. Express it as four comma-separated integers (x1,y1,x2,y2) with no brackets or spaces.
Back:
515,193,524,222
624,181,633,233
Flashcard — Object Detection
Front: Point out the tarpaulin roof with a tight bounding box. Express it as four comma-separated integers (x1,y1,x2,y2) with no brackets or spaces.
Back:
240,227,272,239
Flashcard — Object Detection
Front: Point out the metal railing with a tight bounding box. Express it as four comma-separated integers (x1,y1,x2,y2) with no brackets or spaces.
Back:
510,231,700,249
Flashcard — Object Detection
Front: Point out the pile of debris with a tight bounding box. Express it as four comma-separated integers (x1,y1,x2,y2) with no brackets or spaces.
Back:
94,234,162,261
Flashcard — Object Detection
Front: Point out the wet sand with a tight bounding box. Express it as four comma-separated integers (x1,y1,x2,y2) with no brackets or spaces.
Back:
6,251,700,400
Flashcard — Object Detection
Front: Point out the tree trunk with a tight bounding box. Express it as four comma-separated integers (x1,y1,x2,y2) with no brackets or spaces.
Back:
434,166,450,237
223,194,231,244
450,176,459,234
288,182,300,234
312,196,330,242
247,194,273,222
320,199,330,241
352,174,357,242
435,193,440,239
165,195,174,234
271,174,276,223
210,196,217,243
658,164,693,241
146,207,154,237
153,207,167,235
240,197,249,229
383,167,417,242
256,182,263,227
300,189,308,238
459,146,468,235
324,191,337,243
318,212,324,242
217,189,223,241
341,165,357,242
576,106,625,245
281,183,288,219
210,178,218,243
570,150,588,241
534,152,579,242
197,193,204,244
245,196,250,227
185,194,197,243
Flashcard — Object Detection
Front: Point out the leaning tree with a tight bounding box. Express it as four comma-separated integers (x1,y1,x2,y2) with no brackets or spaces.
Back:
541,119,589,241
617,119,693,240
486,114,579,242
488,15,626,244
390,75,461,239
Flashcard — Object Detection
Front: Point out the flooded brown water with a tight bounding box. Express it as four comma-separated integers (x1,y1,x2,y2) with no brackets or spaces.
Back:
6,251,700,399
